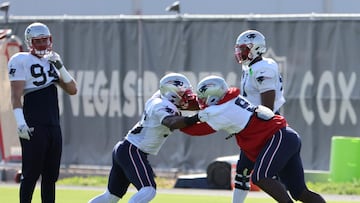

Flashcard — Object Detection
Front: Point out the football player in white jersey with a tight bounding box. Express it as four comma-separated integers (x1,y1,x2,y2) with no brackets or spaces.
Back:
235,30,285,112
8,22,77,203
182,76,325,203
88,73,200,203
233,29,286,202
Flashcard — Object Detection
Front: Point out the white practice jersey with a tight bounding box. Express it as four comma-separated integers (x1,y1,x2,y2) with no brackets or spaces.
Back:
240,57,285,112
198,96,254,134
8,52,60,95
125,91,181,155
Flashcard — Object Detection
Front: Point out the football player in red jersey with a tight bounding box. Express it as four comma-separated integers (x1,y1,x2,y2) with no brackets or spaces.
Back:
181,75,325,203
8,22,77,203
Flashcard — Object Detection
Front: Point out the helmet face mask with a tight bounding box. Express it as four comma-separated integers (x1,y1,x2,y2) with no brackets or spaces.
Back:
196,76,228,109
234,30,266,65
159,73,193,108
235,44,251,64
24,22,52,57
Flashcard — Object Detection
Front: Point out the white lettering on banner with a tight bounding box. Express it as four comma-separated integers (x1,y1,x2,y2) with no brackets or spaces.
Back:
108,70,121,117
317,71,336,126
123,70,137,117
60,70,239,118
83,71,96,116
338,72,357,124
94,70,108,116
300,70,357,126
300,71,314,125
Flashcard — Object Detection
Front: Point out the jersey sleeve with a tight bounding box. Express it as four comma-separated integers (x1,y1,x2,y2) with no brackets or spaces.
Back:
8,53,26,81
254,67,277,93
197,105,234,131
180,122,216,136
152,99,180,124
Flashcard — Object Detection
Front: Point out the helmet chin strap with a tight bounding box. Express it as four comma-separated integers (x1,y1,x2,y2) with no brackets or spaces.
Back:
249,56,263,67
206,95,220,106
241,59,252,66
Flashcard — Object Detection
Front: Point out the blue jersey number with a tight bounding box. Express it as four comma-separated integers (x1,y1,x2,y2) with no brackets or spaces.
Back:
31,63,59,86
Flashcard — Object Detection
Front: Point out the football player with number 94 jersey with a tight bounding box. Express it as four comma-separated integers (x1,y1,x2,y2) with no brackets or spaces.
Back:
8,22,77,203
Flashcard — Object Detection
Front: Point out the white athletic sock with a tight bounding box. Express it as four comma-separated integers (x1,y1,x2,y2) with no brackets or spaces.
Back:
232,188,249,203
88,189,120,203
129,186,156,203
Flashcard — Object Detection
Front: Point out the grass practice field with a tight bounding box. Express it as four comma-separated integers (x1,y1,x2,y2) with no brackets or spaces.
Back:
0,185,359,203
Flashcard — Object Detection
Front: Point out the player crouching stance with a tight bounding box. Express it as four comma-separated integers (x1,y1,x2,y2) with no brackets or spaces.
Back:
181,75,325,203
88,73,200,203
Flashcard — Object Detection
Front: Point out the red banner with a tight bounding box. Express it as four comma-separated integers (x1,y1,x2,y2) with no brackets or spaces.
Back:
0,29,23,162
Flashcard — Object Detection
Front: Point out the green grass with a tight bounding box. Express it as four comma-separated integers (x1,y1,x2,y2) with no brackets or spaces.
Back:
2,176,360,203
0,187,101,203
58,175,109,186
0,185,358,203
57,175,360,195
307,180,360,195
57,175,176,188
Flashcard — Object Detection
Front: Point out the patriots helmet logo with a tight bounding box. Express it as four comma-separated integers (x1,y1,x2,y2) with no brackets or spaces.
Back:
198,84,208,93
246,33,257,39
168,80,184,87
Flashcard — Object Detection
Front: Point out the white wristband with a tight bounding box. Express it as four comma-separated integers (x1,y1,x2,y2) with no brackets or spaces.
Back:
13,108,26,127
58,66,73,83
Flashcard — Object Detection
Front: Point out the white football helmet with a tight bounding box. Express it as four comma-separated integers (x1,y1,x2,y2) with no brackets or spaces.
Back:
24,22,52,57
159,73,193,108
234,30,266,65
196,75,228,109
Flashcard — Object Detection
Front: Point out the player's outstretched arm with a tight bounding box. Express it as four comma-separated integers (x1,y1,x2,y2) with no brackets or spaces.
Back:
180,122,216,136
162,114,199,130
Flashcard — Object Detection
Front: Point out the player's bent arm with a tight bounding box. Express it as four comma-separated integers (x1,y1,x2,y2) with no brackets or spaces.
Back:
162,114,199,130
181,122,216,136
46,51,77,95
10,81,25,108
58,79,77,95
260,90,275,111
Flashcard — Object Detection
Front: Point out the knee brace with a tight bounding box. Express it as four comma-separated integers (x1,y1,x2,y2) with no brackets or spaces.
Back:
129,186,156,203
234,169,251,190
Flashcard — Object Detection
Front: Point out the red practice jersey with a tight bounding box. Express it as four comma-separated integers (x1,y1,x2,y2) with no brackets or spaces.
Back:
181,87,287,162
